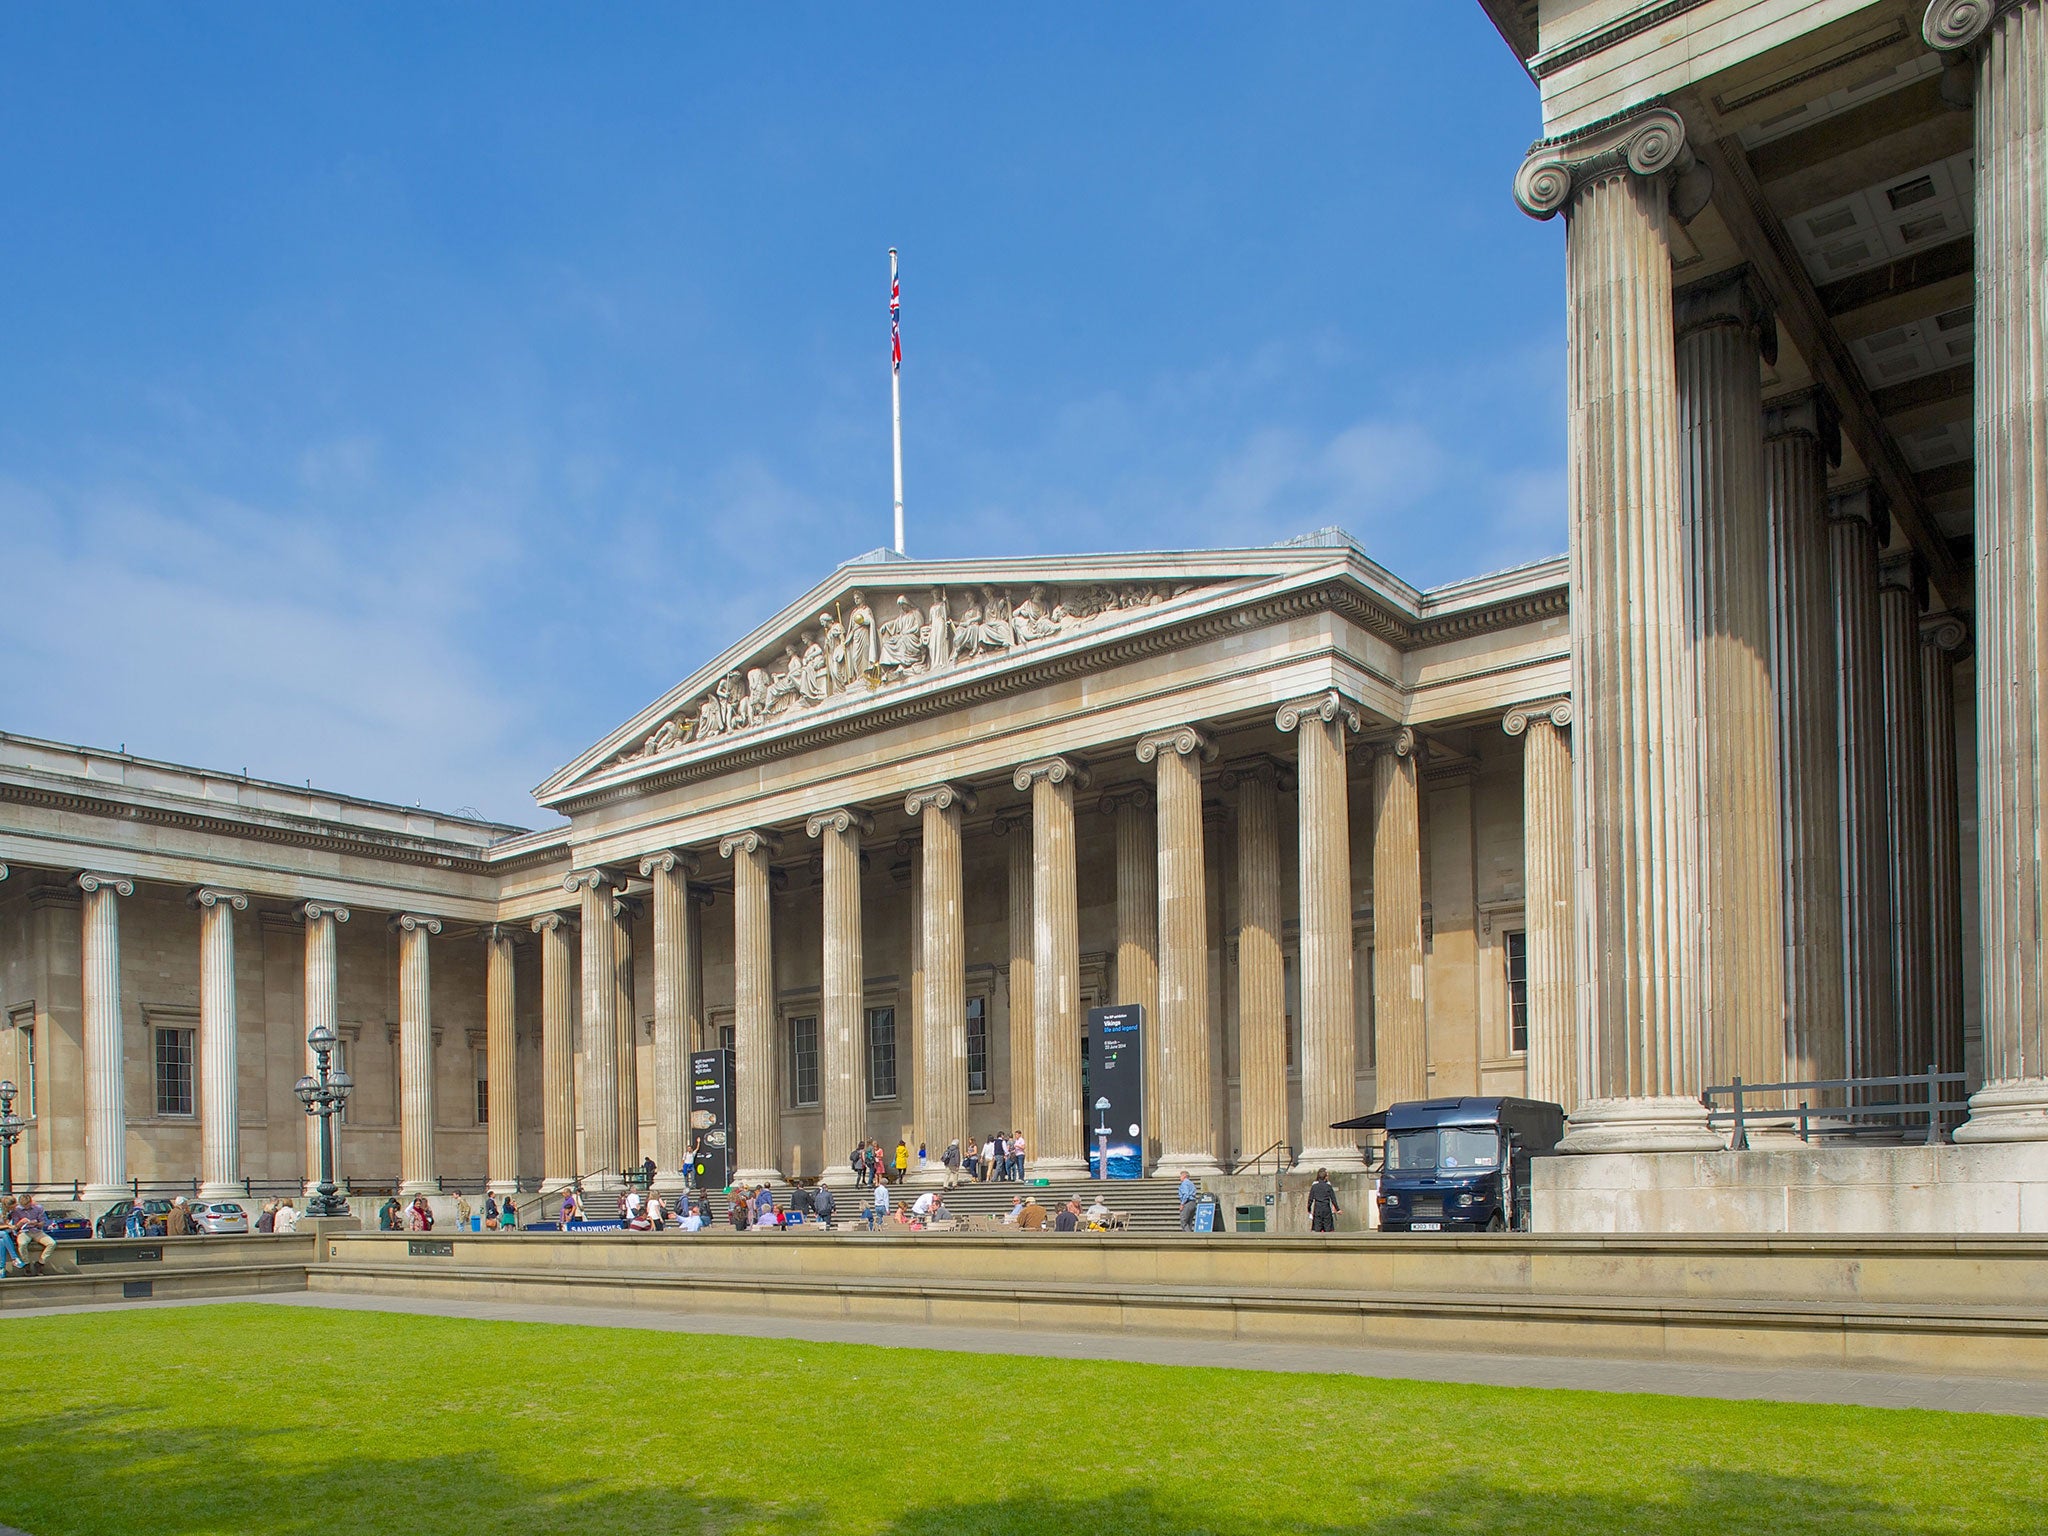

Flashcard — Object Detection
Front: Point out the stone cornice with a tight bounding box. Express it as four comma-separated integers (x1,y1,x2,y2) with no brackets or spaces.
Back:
1514,104,1711,224
1529,0,1715,80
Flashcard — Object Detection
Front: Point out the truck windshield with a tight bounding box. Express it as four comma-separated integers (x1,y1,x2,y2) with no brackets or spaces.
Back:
1384,1127,1501,1172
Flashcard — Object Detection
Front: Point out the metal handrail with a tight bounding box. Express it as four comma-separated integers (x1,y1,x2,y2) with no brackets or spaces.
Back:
1701,1066,1968,1150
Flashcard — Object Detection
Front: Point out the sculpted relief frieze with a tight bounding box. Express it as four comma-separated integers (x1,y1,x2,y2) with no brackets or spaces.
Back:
617,581,1199,767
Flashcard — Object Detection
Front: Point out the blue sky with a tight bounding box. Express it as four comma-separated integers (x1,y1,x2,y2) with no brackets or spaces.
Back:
0,7,1562,827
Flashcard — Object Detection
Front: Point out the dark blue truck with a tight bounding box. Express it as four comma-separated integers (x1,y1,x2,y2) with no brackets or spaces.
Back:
1336,1096,1565,1233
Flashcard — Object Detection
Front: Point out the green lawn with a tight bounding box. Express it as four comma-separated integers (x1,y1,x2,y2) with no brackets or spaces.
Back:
0,1305,2040,1536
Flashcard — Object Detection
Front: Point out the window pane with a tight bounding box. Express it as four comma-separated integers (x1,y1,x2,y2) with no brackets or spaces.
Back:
866,1007,897,1101
719,1023,737,1056
475,1048,489,1125
965,996,988,1095
789,1016,819,1107
155,1027,194,1117
1506,930,1529,1054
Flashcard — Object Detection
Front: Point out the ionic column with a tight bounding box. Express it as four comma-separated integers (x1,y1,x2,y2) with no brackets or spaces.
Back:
192,887,249,1201
392,913,442,1198
720,828,784,1184
563,869,622,1186
1929,0,2048,1137
1138,726,1222,1177
298,901,350,1195
905,784,974,1183
1830,484,1898,1082
1015,756,1090,1175
999,815,1036,1142
1518,107,1718,1151
1763,389,1847,1082
611,892,641,1173
482,924,519,1196
1276,692,1366,1170
1369,730,1427,1112
1879,553,1934,1077
78,872,134,1202
1505,704,1575,1108
1102,786,1159,1162
1225,760,1287,1168
806,811,870,1189
531,911,576,1189
1921,615,1970,1079
640,849,699,1194
1676,267,1788,1096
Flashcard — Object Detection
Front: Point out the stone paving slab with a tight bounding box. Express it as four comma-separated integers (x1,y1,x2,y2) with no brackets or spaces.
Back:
8,1289,2045,1417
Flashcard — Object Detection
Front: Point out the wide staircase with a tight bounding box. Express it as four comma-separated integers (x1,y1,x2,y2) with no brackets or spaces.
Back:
852,1175,1186,1232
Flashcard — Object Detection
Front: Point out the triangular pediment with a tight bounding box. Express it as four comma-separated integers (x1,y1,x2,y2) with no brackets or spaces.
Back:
534,541,1386,807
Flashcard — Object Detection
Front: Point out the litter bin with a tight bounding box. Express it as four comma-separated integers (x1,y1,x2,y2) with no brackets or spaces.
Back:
1234,1205,1265,1234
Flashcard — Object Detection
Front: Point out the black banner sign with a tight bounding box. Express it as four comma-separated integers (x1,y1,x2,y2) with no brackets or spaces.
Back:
689,1048,736,1191
1087,1004,1145,1179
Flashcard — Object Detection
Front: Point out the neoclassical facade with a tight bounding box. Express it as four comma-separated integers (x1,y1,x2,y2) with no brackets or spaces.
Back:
1,538,1605,1198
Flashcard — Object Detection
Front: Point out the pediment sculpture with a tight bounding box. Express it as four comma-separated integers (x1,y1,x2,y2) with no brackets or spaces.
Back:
617,581,1196,765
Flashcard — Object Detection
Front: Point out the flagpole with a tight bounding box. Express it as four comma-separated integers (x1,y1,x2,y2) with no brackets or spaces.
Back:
890,247,905,556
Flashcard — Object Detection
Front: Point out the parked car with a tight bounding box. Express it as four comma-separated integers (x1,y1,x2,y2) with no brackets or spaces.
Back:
40,1206,94,1241
93,1199,178,1237
189,1202,249,1235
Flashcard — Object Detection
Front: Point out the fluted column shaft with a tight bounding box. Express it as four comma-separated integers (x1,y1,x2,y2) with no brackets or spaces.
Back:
1278,695,1365,1169
1831,488,1898,1082
641,851,697,1193
612,896,640,1172
909,786,971,1181
1879,557,1934,1076
723,831,783,1183
1109,791,1160,1162
1232,763,1287,1167
1677,272,1787,1097
1141,728,1222,1177
1507,707,1576,1107
1921,617,1970,1080
483,926,519,1194
1018,758,1087,1175
300,902,349,1194
808,813,866,1188
1929,0,2048,1138
532,912,576,1188
567,870,621,1185
194,888,248,1200
1764,396,1847,1082
1371,735,1427,1111
394,914,441,1197
79,873,132,1201
1003,820,1036,1141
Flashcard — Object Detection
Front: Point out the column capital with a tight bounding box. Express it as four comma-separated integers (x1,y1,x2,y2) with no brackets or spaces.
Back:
189,887,249,912
1013,755,1091,792
1503,699,1574,736
1673,265,1777,363
390,912,443,936
1135,725,1219,764
637,848,701,879
1095,782,1153,815
563,867,625,897
1275,690,1365,735
610,892,643,922
903,782,978,818
718,827,782,860
1922,611,1972,656
1925,0,2026,52
1828,481,1892,542
805,806,874,839
529,910,576,936
1878,550,1929,607
990,808,1030,837
481,922,522,947
295,900,351,925
77,871,134,897
1514,103,1711,224
1763,386,1843,466
1219,755,1292,792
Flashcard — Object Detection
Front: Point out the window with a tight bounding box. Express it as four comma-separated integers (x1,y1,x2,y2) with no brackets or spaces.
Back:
4,1011,32,1118
154,1027,195,1117
787,1015,819,1107
1505,930,1529,1054
474,1048,489,1125
965,996,988,1095
719,1022,737,1056
866,1007,897,1101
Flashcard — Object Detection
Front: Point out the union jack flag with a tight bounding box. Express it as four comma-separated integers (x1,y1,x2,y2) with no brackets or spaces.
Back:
890,259,901,373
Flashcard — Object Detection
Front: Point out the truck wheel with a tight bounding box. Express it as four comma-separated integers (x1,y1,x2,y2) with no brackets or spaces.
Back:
1486,1212,1506,1233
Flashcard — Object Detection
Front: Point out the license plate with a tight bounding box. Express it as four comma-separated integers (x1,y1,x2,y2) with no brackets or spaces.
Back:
1411,1222,1442,1231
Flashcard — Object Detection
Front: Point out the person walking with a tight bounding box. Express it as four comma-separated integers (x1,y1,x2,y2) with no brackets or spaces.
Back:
893,1139,909,1185
979,1135,996,1183
1177,1173,1199,1232
812,1181,836,1230
1307,1169,1341,1233
942,1137,962,1188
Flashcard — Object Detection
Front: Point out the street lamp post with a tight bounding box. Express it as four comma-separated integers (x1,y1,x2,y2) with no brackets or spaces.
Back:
1093,1096,1112,1181
294,1025,354,1219
0,1080,23,1197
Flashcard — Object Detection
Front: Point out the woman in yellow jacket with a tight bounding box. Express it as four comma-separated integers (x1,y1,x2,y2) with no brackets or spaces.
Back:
893,1139,910,1183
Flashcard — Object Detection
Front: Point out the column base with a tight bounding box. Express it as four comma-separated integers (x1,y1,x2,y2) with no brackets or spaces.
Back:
904,1166,951,1188
1293,1144,1367,1174
818,1166,860,1189
1558,1095,1725,1154
729,1166,784,1188
649,1172,690,1196
81,1184,129,1205
197,1182,245,1204
397,1180,439,1199
1028,1155,1089,1180
1152,1152,1225,1180
1953,1078,2048,1143
487,1179,522,1198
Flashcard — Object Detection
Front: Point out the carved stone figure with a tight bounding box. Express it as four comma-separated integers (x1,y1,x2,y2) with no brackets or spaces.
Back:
1013,585,1057,643
926,589,954,673
952,591,985,661
845,591,878,682
879,595,927,672
819,612,853,691
795,630,829,704
979,586,1016,653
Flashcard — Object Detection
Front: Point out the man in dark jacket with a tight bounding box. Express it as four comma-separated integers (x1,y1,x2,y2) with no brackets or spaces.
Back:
1307,1169,1341,1233
812,1182,836,1229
